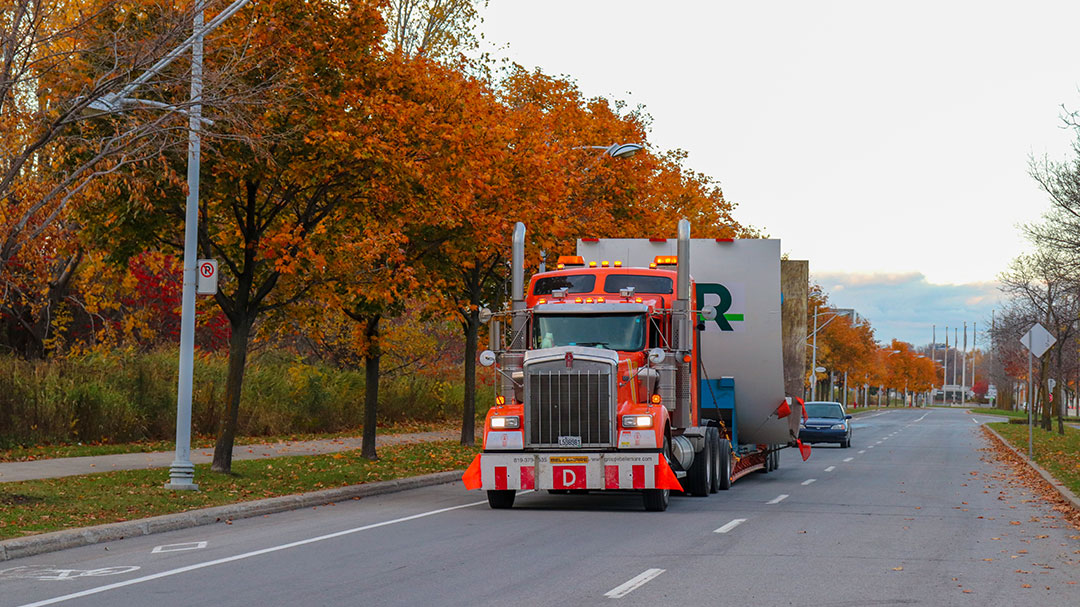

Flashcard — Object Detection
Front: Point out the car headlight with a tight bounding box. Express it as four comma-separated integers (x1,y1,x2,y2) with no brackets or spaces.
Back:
830,423,846,430
490,415,521,429
622,414,653,429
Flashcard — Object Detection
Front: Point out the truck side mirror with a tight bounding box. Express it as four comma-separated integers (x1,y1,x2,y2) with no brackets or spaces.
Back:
479,350,496,367
700,306,717,321
478,308,493,324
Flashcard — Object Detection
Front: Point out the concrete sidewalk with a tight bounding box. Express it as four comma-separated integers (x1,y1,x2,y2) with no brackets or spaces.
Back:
0,430,457,483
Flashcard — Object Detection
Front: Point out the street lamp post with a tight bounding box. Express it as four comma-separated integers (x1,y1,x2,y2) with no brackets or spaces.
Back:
808,307,857,401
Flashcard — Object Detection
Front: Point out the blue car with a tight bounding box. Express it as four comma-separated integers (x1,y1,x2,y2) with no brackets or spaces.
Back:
799,401,852,448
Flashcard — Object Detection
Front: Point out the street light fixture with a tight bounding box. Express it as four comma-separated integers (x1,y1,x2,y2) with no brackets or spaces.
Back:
808,306,857,401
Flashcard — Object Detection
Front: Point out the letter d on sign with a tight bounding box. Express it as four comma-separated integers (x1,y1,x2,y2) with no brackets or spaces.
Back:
553,465,586,489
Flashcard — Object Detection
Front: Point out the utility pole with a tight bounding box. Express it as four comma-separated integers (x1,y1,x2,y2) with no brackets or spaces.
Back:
962,322,968,404
944,327,949,404
932,325,937,404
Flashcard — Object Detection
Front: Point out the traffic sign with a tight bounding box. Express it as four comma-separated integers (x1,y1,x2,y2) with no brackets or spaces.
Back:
814,366,826,373
1019,323,1055,358
196,259,218,295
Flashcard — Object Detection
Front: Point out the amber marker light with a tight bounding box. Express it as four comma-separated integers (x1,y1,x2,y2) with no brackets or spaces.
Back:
613,261,622,267
575,297,583,303
585,297,594,303
495,395,506,406
589,261,597,268
601,260,609,267
651,394,663,405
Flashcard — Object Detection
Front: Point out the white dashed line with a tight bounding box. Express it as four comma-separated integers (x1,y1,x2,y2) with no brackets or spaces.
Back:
605,569,665,599
825,466,836,472
802,479,816,486
842,457,853,462
714,518,748,534
858,450,866,454
767,494,789,504
868,445,875,449
972,418,979,424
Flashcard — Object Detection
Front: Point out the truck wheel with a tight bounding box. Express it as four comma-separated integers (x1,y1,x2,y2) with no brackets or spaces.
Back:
487,490,516,509
708,427,721,493
687,432,713,497
644,435,673,511
718,438,732,490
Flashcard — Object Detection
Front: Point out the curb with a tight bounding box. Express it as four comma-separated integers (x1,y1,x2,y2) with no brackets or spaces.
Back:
981,425,1080,512
0,470,463,562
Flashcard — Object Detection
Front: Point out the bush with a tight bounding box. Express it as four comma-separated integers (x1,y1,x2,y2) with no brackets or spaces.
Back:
0,348,469,448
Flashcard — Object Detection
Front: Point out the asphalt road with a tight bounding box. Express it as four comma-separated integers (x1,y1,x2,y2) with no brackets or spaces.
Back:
3,408,1078,606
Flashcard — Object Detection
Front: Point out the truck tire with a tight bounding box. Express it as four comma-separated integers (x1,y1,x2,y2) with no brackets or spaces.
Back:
687,432,713,497
487,490,516,509
708,427,721,493
644,435,673,511
718,438,732,490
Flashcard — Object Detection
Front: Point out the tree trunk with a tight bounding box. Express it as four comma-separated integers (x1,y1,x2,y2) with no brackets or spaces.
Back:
461,306,479,446
1055,380,1064,435
211,317,252,473
362,314,381,461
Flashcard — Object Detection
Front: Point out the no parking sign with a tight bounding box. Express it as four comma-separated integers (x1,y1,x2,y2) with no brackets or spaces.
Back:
196,259,218,295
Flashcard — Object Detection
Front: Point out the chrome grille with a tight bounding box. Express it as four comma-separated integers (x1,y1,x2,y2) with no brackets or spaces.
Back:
526,368,612,448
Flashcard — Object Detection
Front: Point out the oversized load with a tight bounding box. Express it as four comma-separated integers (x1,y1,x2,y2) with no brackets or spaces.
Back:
462,220,809,511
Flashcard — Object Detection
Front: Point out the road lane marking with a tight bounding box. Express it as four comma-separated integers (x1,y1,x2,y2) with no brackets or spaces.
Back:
843,457,853,462
972,418,979,424
824,466,836,472
15,500,488,607
151,541,207,554
605,568,665,599
867,445,875,449
801,479,816,486
767,494,789,504
713,518,747,534
858,450,866,454
914,413,928,422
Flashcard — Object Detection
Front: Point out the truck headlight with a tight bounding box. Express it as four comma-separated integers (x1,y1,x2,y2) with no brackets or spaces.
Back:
622,415,653,429
830,423,846,430
490,415,520,429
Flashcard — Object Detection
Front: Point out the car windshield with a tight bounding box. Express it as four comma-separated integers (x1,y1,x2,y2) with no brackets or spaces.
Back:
533,313,646,351
805,403,845,419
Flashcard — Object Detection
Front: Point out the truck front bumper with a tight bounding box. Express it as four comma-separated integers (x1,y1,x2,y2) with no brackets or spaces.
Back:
466,451,682,492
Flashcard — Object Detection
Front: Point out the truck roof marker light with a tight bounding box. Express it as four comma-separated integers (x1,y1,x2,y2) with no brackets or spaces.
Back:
601,260,609,267
575,297,583,303
653,255,678,266
495,395,506,405
556,263,565,270
649,262,657,269
585,297,594,303
613,261,622,267
588,261,597,268
538,298,547,304
596,297,605,303
557,255,585,266
635,297,643,303
651,394,662,405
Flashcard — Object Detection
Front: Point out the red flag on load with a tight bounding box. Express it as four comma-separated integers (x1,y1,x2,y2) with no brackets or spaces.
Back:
797,439,812,461
797,396,807,421
462,454,482,490
775,398,791,419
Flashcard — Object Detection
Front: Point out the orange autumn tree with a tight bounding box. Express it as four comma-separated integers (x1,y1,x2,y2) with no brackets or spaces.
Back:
172,0,391,473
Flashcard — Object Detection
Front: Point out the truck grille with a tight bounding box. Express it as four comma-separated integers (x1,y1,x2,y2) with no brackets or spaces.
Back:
526,368,612,448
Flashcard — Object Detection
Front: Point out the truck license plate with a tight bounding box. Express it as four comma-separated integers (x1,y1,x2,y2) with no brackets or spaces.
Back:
558,436,582,447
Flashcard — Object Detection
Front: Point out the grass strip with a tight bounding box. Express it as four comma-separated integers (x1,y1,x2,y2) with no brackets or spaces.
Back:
0,440,478,540
0,420,458,463
988,422,1080,497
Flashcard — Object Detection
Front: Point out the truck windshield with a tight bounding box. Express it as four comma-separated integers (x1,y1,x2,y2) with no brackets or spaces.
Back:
533,314,646,351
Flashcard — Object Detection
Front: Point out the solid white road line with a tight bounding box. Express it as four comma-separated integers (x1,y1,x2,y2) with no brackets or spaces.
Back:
824,466,836,472
914,413,928,422
842,457,853,463
767,494,789,504
713,518,748,534
801,479,816,486
605,568,665,599
16,500,489,607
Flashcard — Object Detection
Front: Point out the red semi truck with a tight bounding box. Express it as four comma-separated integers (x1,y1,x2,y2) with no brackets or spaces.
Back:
463,220,807,511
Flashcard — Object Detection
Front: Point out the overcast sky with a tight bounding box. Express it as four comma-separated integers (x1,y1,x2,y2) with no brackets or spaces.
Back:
477,1,1080,347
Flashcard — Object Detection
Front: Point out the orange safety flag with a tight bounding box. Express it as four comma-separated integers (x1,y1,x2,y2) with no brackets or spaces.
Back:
654,457,684,491
797,396,807,420
776,398,791,419
462,454,483,490
797,439,812,461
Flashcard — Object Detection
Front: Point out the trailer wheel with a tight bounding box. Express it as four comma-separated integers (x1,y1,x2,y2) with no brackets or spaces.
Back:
487,490,516,509
687,432,713,497
718,438,732,490
708,427,721,493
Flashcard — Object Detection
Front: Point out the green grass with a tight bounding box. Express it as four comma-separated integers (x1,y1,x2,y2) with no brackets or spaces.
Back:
988,422,1080,497
968,407,1027,418
0,440,479,540
0,420,459,463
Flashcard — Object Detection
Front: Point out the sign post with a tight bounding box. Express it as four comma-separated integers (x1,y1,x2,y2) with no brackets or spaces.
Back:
1019,323,1055,460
